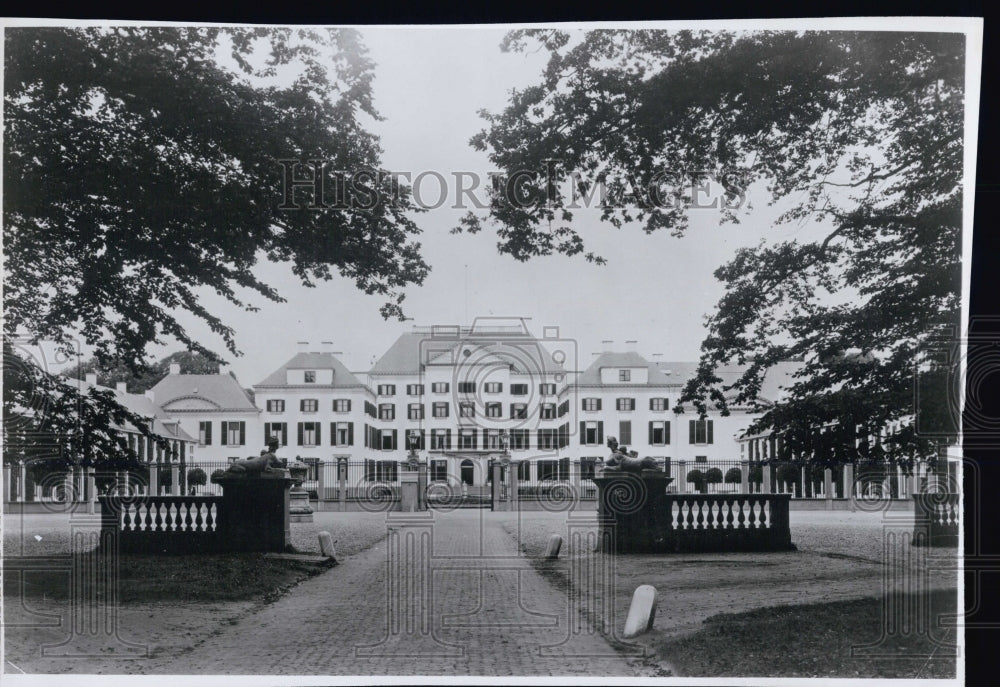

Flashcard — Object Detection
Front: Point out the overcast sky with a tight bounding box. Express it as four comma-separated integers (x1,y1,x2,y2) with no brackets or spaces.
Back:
83,26,835,387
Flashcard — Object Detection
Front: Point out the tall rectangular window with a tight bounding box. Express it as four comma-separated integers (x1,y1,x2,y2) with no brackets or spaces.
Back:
331,422,353,446
510,429,529,450
616,398,635,411
432,382,449,393
486,402,502,418
458,382,476,394
222,421,245,446
333,399,351,412
619,369,631,382
432,402,449,418
266,399,285,412
431,459,448,481
582,398,601,411
406,384,424,396
379,429,397,451
198,421,212,446
304,370,316,383
407,403,424,420
265,422,288,446
649,421,670,446
379,404,395,421
485,382,503,393
298,421,320,446
689,419,714,444
459,402,475,418
539,383,556,395
510,403,527,419
650,398,669,411
510,383,528,396
458,429,477,450
377,384,396,396
431,429,451,450
540,403,556,420
300,399,318,412
618,420,632,446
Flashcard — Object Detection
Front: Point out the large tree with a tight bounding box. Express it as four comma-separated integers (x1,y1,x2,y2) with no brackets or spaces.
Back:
4,27,428,467
462,29,965,465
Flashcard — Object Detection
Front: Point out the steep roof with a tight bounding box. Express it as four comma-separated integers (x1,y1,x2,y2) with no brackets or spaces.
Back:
74,377,196,442
255,352,364,388
152,373,258,409
576,352,683,387
370,331,567,376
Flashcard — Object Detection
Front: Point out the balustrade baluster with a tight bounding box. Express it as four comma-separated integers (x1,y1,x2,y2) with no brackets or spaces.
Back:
143,502,152,531
122,504,132,531
695,498,705,530
737,497,746,529
725,499,735,529
194,502,204,532
184,502,194,532
205,503,215,531
760,500,770,529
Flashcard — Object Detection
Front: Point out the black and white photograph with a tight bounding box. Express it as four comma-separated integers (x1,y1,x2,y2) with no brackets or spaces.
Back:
0,14,985,683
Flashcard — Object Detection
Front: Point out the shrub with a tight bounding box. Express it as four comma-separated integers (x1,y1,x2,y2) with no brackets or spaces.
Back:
705,467,724,484
187,467,207,487
724,467,742,484
210,469,227,484
686,468,705,483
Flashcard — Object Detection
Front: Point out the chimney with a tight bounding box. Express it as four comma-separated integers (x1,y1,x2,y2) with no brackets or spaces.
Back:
625,340,638,352
169,363,180,375
321,341,334,352
116,382,127,393
297,341,309,353
601,339,614,352
85,372,97,385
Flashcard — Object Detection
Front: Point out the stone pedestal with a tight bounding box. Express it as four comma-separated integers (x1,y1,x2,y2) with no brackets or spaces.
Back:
287,460,314,523
400,470,420,512
215,473,294,552
594,469,673,554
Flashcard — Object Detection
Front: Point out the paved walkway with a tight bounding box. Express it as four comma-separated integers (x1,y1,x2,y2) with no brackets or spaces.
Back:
144,510,653,676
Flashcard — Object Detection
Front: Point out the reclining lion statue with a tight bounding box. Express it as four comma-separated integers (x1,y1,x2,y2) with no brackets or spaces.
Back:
220,437,284,477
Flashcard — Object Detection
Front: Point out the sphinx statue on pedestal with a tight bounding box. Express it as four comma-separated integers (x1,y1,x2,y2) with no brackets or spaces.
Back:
603,437,660,473
222,437,285,477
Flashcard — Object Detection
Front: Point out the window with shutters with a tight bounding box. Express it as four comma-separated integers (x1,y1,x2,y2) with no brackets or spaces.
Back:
510,429,529,450
582,421,602,445
266,399,285,413
517,461,531,481
582,398,601,411
432,402,449,418
558,400,570,417
265,422,288,446
538,429,556,450
539,383,556,395
432,382,449,393
484,382,502,393
407,403,424,420
649,421,670,445
378,404,395,421
650,397,669,411
537,460,558,481
379,429,397,451
431,459,448,481
689,419,714,444
510,403,527,419
301,399,318,412
304,371,316,383
486,402,502,418
458,429,477,449
406,384,424,396
331,422,352,446
619,369,631,382
459,402,475,418
377,384,396,396
510,383,528,396
616,398,635,411
198,421,212,446
458,382,476,394
333,399,351,412
430,429,451,450
365,459,398,482
619,420,632,446
299,422,320,446
484,429,502,449
540,403,556,419
695,455,708,463
223,421,245,446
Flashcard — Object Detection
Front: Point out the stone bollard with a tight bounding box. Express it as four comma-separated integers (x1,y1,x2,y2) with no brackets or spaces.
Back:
318,531,338,562
545,534,563,560
623,584,658,638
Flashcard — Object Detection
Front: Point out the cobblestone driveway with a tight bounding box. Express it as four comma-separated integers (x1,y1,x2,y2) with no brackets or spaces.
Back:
144,510,653,676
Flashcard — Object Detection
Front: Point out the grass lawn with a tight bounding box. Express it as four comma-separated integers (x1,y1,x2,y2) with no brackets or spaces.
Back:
3,510,391,604
659,590,958,678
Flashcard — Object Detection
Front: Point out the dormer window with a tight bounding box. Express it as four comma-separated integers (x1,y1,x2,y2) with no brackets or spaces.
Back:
304,371,316,383
619,369,631,382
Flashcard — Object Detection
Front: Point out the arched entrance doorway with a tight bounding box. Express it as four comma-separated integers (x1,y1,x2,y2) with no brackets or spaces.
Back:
460,459,475,485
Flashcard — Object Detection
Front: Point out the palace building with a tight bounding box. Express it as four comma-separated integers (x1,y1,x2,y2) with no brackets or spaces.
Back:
153,320,800,489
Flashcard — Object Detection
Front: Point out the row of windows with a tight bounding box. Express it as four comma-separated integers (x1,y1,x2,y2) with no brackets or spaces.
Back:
266,399,352,413
582,397,669,411
266,396,669,415
375,382,551,396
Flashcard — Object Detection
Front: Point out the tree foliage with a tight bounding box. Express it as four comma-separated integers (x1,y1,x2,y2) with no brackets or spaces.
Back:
61,350,222,394
466,29,965,465
4,27,427,468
